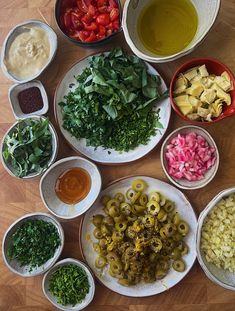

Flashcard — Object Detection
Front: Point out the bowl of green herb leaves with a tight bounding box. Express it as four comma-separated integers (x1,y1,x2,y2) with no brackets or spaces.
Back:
2,212,64,277
55,48,171,164
1,116,58,179
42,258,95,311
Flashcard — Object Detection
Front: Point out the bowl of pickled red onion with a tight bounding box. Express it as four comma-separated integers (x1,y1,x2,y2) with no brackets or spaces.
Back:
160,125,219,190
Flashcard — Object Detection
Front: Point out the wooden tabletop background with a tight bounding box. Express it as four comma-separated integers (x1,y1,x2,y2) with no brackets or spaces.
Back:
1,0,235,310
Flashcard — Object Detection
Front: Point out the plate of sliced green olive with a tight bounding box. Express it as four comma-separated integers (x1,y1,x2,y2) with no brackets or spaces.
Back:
80,176,197,297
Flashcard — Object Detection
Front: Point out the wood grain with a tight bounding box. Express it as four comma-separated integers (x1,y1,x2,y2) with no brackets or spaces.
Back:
0,0,235,310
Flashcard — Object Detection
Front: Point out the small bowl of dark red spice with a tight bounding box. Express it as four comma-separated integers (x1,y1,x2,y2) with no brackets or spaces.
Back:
55,0,122,47
8,80,48,119
40,156,102,220
42,258,95,310
1,116,58,179
2,212,64,277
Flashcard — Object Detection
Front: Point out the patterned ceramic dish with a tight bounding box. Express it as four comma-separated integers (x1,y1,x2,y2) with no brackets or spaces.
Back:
196,187,235,291
2,212,64,277
80,176,197,297
42,258,95,310
122,0,221,63
160,125,219,190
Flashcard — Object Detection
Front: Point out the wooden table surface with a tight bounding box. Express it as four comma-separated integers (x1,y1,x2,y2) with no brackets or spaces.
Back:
1,0,235,310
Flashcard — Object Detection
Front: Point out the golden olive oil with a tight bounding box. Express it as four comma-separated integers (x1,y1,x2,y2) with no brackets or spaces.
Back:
137,0,198,56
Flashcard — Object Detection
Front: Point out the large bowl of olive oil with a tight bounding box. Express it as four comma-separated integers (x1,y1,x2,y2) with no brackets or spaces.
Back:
122,0,221,63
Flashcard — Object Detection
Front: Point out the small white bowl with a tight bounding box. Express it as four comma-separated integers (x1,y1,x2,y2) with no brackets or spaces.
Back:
8,80,49,119
122,0,221,63
1,19,57,83
196,187,235,291
160,125,219,190
42,258,95,311
2,212,64,277
0,116,58,179
40,156,102,220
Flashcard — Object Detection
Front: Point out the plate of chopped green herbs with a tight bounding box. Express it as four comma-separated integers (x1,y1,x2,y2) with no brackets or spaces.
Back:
43,258,95,311
2,213,64,277
55,48,171,164
1,116,58,179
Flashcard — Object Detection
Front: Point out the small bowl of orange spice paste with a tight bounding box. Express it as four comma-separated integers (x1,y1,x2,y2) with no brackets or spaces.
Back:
40,156,102,220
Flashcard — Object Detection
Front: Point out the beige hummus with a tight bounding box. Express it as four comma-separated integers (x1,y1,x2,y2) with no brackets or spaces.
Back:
5,26,50,79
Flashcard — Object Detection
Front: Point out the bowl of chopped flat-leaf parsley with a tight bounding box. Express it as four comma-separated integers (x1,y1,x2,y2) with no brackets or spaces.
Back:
42,258,95,311
1,116,58,179
2,213,64,277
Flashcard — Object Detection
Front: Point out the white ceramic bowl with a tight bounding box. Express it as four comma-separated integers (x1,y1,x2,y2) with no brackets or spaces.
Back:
0,116,58,179
40,156,102,220
42,258,95,311
122,0,221,63
1,19,57,83
8,80,49,119
2,212,64,277
160,126,219,190
196,187,235,291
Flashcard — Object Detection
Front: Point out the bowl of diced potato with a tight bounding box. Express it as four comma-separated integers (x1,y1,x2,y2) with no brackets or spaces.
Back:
170,58,235,124
196,187,235,291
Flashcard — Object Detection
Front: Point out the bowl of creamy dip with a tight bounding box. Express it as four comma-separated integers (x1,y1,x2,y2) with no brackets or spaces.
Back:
1,20,57,83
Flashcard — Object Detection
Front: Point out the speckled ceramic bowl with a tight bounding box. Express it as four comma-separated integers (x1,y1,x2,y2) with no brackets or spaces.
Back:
2,212,64,277
0,116,58,179
122,0,221,63
196,187,235,291
160,126,219,190
1,19,57,83
42,258,95,311
40,156,102,220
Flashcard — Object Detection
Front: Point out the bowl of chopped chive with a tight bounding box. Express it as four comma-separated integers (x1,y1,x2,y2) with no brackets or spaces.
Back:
2,212,64,277
42,258,95,311
0,116,58,179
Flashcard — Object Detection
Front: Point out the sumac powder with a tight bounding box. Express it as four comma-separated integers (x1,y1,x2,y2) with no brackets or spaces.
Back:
18,87,43,114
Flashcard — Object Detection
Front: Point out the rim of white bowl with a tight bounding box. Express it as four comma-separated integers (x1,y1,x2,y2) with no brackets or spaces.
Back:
2,212,64,277
39,156,102,220
0,116,58,179
160,125,219,190
0,19,58,83
122,0,221,63
42,258,95,311
196,187,235,291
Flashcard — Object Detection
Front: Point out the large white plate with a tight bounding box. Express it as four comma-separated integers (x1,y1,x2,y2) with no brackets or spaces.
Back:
80,176,197,297
54,53,171,164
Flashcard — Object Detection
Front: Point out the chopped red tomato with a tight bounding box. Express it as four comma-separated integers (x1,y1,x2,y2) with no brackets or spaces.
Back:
60,0,120,43
85,31,97,42
96,13,110,26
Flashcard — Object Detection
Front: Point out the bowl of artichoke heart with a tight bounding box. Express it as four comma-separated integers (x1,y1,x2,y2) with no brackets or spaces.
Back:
197,188,235,291
42,258,95,311
1,116,58,179
2,213,64,277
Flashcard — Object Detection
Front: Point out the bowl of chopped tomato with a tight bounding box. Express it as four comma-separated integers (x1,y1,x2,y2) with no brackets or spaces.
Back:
55,0,122,46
